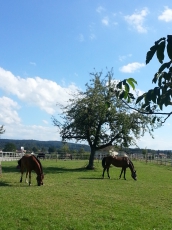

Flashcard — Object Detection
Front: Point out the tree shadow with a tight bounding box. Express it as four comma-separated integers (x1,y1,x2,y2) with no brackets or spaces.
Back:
44,166,88,174
78,177,103,180
0,180,11,186
1,166,18,173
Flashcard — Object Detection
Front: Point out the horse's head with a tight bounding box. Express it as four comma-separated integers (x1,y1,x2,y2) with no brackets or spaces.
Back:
131,170,137,180
36,174,44,186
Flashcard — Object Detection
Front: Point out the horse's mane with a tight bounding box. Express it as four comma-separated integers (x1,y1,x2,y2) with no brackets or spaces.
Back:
128,158,135,170
32,155,43,174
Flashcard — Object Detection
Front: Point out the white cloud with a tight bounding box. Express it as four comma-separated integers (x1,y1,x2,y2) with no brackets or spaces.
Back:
78,34,85,42
0,67,79,115
30,62,36,66
119,54,132,62
0,96,21,124
2,122,60,141
96,6,105,13
158,6,172,22
124,8,149,33
102,17,109,26
89,33,96,40
42,120,48,124
119,62,145,73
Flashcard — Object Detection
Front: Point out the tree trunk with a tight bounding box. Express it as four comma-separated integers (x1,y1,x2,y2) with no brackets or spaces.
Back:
86,148,96,169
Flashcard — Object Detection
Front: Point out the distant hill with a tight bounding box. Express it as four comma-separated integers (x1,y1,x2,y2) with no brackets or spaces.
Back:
0,139,90,152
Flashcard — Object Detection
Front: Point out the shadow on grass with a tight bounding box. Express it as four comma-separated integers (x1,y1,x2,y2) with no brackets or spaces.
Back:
0,180,11,186
44,166,88,174
78,177,103,180
1,166,18,173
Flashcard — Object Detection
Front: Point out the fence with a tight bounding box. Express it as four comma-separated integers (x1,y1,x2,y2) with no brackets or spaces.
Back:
0,152,23,162
130,154,172,167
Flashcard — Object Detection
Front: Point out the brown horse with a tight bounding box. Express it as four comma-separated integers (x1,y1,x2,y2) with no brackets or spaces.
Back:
17,154,44,186
102,155,137,180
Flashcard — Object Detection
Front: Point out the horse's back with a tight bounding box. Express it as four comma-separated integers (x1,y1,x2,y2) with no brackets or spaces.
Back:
21,154,37,170
107,155,129,167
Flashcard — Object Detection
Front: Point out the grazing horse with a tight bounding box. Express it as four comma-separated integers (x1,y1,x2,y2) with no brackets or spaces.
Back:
17,154,44,186
102,155,137,180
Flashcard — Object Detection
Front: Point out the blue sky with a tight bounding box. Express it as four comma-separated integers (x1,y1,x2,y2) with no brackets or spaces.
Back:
0,1,172,150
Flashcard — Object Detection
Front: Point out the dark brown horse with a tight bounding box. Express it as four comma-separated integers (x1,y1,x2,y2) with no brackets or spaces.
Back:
17,154,44,186
102,155,137,180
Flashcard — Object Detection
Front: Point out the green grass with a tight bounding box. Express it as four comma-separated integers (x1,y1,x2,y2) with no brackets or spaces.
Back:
0,159,172,230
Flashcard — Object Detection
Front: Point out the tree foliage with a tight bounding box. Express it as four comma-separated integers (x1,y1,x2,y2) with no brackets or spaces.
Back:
48,146,56,153
117,35,172,123
0,125,5,135
3,142,16,152
52,70,160,169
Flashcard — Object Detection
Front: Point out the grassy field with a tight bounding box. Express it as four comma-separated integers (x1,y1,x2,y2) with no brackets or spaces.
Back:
0,159,172,230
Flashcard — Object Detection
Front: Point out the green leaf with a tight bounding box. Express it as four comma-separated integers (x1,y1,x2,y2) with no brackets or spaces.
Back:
119,91,125,99
152,117,156,123
146,45,157,64
145,90,153,102
136,93,146,104
158,75,162,87
154,87,160,97
125,83,129,93
158,61,172,73
142,102,150,108
152,73,159,84
167,36,172,59
156,41,165,64
145,105,151,112
117,81,123,89
167,43,172,60
128,93,135,100
126,78,137,90
151,92,157,104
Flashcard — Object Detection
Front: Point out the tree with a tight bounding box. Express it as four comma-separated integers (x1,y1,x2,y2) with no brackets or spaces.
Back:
52,70,160,169
0,125,5,135
3,142,16,152
48,146,56,154
60,142,69,153
116,35,172,124
32,146,38,153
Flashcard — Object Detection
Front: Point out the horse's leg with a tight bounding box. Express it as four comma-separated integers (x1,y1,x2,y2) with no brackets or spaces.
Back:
20,167,23,183
102,167,106,178
123,168,126,180
119,168,124,179
29,171,31,186
107,167,110,179
20,172,23,183
25,171,28,183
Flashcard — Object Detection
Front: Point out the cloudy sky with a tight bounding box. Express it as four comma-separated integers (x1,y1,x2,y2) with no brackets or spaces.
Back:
0,1,172,150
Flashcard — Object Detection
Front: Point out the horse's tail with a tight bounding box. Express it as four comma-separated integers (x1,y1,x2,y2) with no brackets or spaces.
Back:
18,158,22,167
17,158,22,169
102,157,107,168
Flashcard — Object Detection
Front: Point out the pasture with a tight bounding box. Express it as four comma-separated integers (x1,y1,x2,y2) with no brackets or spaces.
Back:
0,159,172,230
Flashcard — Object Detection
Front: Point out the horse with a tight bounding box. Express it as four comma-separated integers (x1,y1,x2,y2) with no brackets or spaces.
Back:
17,154,44,186
102,155,137,180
